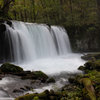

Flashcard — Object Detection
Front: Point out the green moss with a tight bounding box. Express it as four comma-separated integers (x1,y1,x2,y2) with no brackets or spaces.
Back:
33,71,49,79
14,94,36,100
81,78,96,100
0,63,23,73
78,66,85,71
86,93,96,100
84,60,100,71
38,90,49,99
82,87,96,100
33,96,39,100
47,78,55,83
82,78,92,87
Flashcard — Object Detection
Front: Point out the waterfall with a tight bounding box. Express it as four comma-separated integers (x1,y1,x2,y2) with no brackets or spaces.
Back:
51,26,71,55
0,21,71,64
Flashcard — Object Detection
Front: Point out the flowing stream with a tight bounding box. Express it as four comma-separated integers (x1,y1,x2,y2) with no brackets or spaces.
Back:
0,21,86,99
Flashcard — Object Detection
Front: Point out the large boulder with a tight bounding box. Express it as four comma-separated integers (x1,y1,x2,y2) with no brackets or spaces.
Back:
21,71,49,83
0,63,23,73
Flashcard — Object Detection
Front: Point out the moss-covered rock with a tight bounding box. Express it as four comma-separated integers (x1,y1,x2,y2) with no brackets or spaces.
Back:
68,77,76,84
14,93,36,100
84,60,100,71
0,63,23,73
82,78,96,100
81,53,100,61
47,78,55,83
37,90,49,99
33,96,39,100
78,66,85,71
31,71,49,82
33,71,48,79
14,90,63,100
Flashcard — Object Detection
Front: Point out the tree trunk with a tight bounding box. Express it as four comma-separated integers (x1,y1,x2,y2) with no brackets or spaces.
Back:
69,0,74,22
3,0,10,15
96,0,100,21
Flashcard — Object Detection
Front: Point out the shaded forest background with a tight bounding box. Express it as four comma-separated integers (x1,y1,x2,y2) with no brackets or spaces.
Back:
0,0,100,52
0,0,99,26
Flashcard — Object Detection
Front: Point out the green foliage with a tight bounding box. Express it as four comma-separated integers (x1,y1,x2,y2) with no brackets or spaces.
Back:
3,0,97,27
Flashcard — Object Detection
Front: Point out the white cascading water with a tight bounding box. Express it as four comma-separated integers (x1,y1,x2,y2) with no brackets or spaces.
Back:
51,26,71,55
1,21,85,75
4,21,71,63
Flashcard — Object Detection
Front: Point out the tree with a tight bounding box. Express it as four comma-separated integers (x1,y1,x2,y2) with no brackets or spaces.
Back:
1,0,15,16
96,0,100,21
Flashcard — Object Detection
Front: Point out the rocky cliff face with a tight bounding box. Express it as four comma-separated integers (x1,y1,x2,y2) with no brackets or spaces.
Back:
76,32,99,52
66,24,100,52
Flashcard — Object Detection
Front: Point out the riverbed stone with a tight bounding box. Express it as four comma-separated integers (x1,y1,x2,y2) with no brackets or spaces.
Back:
47,78,55,83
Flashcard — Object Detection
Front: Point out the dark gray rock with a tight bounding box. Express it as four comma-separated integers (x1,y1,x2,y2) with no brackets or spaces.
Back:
0,24,6,33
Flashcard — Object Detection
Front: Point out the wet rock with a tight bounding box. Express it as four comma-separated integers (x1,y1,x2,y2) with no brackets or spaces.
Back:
68,77,76,84
15,90,63,100
38,90,50,99
78,66,85,71
12,71,31,76
7,20,12,26
13,89,23,93
84,60,100,71
47,78,55,83
0,23,6,33
21,71,48,82
20,87,27,91
24,86,32,90
0,76,2,80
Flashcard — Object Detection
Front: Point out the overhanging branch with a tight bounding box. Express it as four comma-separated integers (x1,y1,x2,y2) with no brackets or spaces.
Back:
1,0,14,11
